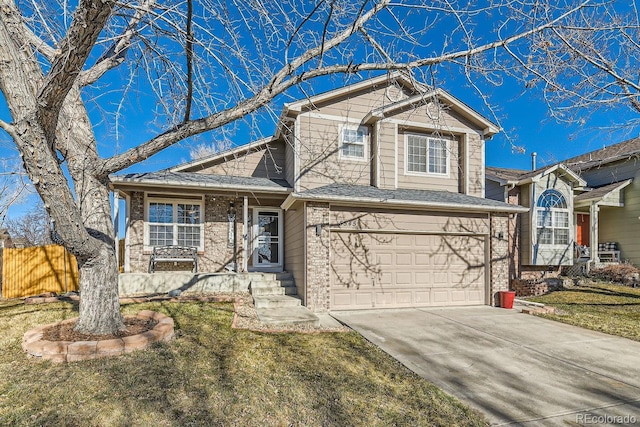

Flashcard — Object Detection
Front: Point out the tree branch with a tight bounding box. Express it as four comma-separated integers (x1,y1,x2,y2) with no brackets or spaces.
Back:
78,0,157,87
37,0,115,140
100,0,592,175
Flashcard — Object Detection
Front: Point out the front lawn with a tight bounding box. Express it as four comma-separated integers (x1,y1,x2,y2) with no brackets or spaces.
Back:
0,300,487,426
529,281,640,341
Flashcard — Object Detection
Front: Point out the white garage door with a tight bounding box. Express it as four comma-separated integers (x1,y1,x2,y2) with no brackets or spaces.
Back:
330,232,486,310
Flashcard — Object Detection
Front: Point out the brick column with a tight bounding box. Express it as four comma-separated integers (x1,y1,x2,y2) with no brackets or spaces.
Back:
128,192,146,273
490,213,510,306
305,202,331,313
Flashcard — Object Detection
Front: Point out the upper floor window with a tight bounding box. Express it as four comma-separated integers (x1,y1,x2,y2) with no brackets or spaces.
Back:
340,125,368,160
146,198,204,251
536,189,569,245
406,134,449,175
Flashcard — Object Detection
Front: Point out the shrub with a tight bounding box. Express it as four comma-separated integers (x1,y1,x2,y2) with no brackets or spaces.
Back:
590,263,640,287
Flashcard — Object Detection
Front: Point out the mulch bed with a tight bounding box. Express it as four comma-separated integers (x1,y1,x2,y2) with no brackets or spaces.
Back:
41,317,158,342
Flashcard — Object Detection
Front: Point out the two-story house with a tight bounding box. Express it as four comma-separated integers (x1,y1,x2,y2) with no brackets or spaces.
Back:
111,72,526,312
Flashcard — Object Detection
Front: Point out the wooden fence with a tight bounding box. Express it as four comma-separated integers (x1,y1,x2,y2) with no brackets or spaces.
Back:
1,244,79,298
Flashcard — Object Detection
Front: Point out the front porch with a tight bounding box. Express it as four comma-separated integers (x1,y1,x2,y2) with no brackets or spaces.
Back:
574,179,632,264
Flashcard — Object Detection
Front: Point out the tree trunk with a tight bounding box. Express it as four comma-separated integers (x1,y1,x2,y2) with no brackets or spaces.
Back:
74,241,124,334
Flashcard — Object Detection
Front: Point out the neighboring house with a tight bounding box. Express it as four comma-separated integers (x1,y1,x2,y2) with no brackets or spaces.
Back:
0,228,13,249
111,72,526,312
487,137,640,281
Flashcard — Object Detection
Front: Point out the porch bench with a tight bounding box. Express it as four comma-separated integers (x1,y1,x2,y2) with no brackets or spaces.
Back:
598,242,620,263
148,245,198,273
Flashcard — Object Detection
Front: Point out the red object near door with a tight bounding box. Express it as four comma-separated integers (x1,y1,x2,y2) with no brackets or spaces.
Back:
499,291,516,309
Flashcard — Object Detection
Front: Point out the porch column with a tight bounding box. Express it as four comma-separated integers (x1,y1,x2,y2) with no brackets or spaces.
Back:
590,202,599,263
113,191,120,270
242,196,248,272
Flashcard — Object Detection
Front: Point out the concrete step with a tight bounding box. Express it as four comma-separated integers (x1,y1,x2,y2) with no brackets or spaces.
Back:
253,295,301,309
256,306,320,327
250,280,282,288
250,286,285,296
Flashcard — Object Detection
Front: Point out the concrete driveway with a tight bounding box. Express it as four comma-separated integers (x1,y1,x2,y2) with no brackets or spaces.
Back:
332,306,640,426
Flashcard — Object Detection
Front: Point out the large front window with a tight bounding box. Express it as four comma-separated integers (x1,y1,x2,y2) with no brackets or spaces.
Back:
406,134,449,175
536,190,569,245
147,199,203,250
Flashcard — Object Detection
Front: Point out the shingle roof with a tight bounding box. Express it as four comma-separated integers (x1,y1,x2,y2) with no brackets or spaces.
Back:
564,137,640,172
294,183,527,212
485,166,533,183
111,171,291,192
574,179,633,204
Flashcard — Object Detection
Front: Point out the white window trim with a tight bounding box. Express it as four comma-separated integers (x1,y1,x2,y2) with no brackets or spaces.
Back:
534,190,571,247
144,196,205,252
404,133,451,178
338,124,368,162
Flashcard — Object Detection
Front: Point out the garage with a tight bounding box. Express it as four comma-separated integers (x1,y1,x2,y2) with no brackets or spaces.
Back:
329,208,488,310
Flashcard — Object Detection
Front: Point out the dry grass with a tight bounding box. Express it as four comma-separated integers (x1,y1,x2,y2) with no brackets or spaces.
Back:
0,300,488,427
529,281,640,341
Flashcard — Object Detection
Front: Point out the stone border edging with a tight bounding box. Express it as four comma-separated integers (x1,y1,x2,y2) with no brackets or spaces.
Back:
22,310,174,363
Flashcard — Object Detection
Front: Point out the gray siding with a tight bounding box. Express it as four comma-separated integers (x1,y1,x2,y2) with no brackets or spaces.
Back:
580,158,640,186
485,180,506,202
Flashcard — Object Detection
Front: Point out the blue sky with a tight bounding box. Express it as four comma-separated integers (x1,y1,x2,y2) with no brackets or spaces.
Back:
1,1,639,220
2,69,638,220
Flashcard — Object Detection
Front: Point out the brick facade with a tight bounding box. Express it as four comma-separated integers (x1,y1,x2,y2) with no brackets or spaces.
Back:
305,202,331,313
490,213,510,306
126,192,244,273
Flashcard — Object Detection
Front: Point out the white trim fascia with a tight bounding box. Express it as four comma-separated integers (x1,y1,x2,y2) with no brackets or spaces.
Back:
384,118,478,136
170,136,276,172
298,111,364,124
281,192,529,214
110,178,292,195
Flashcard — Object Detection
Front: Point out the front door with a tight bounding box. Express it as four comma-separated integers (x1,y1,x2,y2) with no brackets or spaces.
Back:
576,213,590,247
251,209,283,272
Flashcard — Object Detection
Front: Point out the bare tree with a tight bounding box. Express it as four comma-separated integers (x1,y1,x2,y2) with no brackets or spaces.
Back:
5,201,52,247
0,157,28,224
0,0,629,334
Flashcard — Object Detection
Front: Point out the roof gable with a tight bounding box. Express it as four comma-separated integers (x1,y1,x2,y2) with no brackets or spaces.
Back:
486,164,586,187
170,136,276,173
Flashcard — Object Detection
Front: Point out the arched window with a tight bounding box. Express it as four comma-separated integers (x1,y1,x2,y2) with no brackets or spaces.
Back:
536,190,569,245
